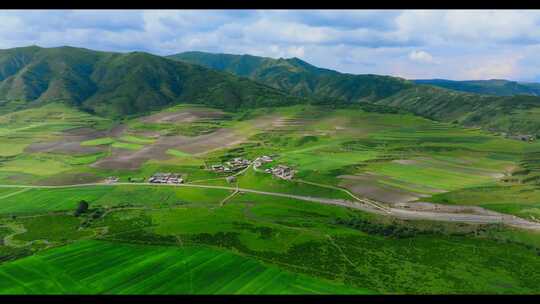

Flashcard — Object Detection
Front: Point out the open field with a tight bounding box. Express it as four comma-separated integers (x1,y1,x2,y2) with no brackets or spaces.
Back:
0,185,540,294
2,102,539,215
0,185,229,215
2,102,540,294
0,240,370,295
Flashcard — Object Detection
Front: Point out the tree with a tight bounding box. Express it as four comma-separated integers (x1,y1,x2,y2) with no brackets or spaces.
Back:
74,200,89,217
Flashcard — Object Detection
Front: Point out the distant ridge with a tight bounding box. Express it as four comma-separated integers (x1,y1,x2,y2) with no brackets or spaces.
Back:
168,51,414,103
413,79,540,96
0,46,305,117
1,46,540,136
170,51,540,136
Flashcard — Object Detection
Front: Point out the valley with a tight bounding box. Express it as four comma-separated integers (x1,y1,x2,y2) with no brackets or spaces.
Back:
1,101,540,294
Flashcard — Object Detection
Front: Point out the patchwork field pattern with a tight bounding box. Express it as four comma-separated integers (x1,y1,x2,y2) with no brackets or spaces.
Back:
1,102,540,294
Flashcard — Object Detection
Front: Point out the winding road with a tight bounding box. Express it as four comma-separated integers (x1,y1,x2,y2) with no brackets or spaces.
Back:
1,182,540,231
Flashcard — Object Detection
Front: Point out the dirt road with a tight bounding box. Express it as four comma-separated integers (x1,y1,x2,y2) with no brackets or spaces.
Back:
0,182,539,231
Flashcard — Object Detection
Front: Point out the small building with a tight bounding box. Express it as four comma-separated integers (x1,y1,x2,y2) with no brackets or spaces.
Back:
212,165,222,170
268,164,295,180
224,157,251,171
105,176,119,184
508,134,536,142
148,173,183,184
260,155,273,162
226,176,236,183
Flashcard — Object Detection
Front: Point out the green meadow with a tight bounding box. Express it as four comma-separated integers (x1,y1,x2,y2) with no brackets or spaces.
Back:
1,102,540,294
0,240,371,295
1,185,540,294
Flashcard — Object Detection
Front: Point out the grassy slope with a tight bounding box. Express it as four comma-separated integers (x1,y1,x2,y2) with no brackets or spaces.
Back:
0,46,306,118
169,51,414,103
1,103,540,294
0,186,228,215
171,51,540,136
375,85,540,136
1,102,540,217
1,188,540,294
414,79,540,97
0,240,369,295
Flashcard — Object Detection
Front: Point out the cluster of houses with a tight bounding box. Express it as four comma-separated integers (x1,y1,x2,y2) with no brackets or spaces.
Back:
211,157,252,173
265,165,295,180
252,155,273,168
104,154,295,186
148,173,184,184
211,155,275,173
104,176,119,184
210,155,295,180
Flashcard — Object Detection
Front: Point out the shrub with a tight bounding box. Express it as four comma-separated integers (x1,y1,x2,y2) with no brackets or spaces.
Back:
74,200,89,217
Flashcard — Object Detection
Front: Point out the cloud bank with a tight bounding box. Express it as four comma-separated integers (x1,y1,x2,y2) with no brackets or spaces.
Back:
1,10,540,81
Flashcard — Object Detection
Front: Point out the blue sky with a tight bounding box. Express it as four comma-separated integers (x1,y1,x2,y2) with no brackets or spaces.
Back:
2,10,540,81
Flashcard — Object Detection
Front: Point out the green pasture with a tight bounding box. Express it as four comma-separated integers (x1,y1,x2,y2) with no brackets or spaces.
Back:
111,142,143,151
119,135,156,145
14,215,92,243
166,149,192,158
426,185,540,219
0,240,371,294
81,137,115,146
1,184,540,294
0,185,228,215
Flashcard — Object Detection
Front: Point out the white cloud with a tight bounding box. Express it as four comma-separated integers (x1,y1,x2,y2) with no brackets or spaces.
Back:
1,10,540,81
408,50,436,64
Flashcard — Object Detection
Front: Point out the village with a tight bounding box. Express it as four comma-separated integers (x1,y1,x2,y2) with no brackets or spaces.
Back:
103,155,296,185
211,155,296,180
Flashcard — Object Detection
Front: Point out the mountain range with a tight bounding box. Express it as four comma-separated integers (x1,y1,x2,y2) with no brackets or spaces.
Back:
0,46,304,117
1,45,540,136
413,79,540,97
170,51,540,136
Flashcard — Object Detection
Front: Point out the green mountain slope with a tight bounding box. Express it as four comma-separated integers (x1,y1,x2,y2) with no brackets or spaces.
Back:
170,51,540,136
375,85,540,135
168,51,414,102
2,46,540,137
0,46,305,117
414,79,540,96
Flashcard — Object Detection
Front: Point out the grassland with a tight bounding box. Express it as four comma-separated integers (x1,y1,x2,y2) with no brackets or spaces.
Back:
0,240,370,294
14,215,93,243
425,185,540,219
1,186,540,294
1,102,540,294
80,137,115,146
166,149,192,157
0,185,229,215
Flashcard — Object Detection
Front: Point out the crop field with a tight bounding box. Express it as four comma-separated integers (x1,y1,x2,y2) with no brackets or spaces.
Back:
1,102,540,294
0,185,229,215
0,240,370,294
1,185,540,294
80,137,115,146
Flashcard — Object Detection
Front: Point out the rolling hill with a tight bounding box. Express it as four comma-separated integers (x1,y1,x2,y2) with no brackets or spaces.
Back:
1,46,540,136
414,79,540,96
167,51,414,103
0,46,305,117
170,51,540,136
375,85,540,135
